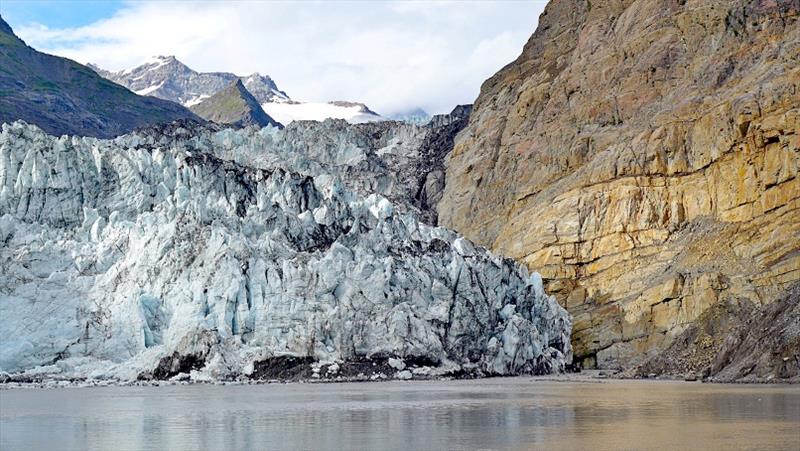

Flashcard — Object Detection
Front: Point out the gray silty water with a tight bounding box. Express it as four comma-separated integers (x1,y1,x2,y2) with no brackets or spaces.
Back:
2,378,799,451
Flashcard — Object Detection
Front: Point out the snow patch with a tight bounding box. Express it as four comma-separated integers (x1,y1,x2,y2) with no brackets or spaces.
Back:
135,81,165,96
184,94,210,107
262,102,385,124
144,55,172,70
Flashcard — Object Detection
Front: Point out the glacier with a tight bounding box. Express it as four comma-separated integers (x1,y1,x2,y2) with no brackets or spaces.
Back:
261,101,384,125
0,120,571,383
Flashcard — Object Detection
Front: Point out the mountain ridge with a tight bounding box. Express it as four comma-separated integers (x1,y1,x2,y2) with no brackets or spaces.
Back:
0,16,200,138
91,55,290,106
92,56,386,125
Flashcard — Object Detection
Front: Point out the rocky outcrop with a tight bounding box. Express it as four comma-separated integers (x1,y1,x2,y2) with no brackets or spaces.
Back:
189,80,282,128
0,121,571,382
0,17,199,139
438,0,799,369
635,284,799,383
427,105,471,129
327,101,381,117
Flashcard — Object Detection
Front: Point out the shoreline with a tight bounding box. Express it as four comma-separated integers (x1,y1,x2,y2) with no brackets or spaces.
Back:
2,370,796,390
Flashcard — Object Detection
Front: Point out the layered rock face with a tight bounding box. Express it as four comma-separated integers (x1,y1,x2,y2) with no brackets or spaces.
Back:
439,0,799,370
0,121,571,381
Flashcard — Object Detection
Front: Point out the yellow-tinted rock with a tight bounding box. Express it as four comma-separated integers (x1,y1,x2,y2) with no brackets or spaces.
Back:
439,0,800,368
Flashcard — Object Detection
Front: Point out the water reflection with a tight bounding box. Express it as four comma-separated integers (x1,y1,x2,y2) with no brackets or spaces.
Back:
2,379,798,450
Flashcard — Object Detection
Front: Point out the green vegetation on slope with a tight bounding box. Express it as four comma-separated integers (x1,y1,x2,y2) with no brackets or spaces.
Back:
189,79,280,128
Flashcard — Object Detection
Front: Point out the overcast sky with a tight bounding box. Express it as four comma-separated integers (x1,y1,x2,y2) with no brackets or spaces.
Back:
1,0,545,115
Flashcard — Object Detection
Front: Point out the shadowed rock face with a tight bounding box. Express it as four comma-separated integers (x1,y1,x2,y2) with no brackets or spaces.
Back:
189,80,282,128
0,16,199,138
438,0,799,369
0,121,571,382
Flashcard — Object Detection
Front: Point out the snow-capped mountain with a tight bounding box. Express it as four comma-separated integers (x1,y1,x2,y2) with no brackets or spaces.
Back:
262,100,384,125
89,56,289,107
92,56,386,125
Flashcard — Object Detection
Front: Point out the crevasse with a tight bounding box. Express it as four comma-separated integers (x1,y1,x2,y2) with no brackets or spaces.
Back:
0,120,571,382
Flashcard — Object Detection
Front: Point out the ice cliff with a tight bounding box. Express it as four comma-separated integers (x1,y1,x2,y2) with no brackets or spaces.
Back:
0,120,571,382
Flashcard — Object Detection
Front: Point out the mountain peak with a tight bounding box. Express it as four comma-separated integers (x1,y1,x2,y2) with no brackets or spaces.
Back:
190,79,281,129
143,55,182,69
388,107,431,125
0,15,14,36
0,15,25,46
231,79,256,98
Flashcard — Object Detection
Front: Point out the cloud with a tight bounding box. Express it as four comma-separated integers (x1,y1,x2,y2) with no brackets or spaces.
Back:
13,0,544,115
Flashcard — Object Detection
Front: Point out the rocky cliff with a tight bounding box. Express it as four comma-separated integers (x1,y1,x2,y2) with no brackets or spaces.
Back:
0,17,199,138
438,0,799,372
0,120,571,382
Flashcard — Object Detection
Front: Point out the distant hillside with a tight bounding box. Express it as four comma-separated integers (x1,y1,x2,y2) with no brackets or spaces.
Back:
190,80,282,128
0,16,198,138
